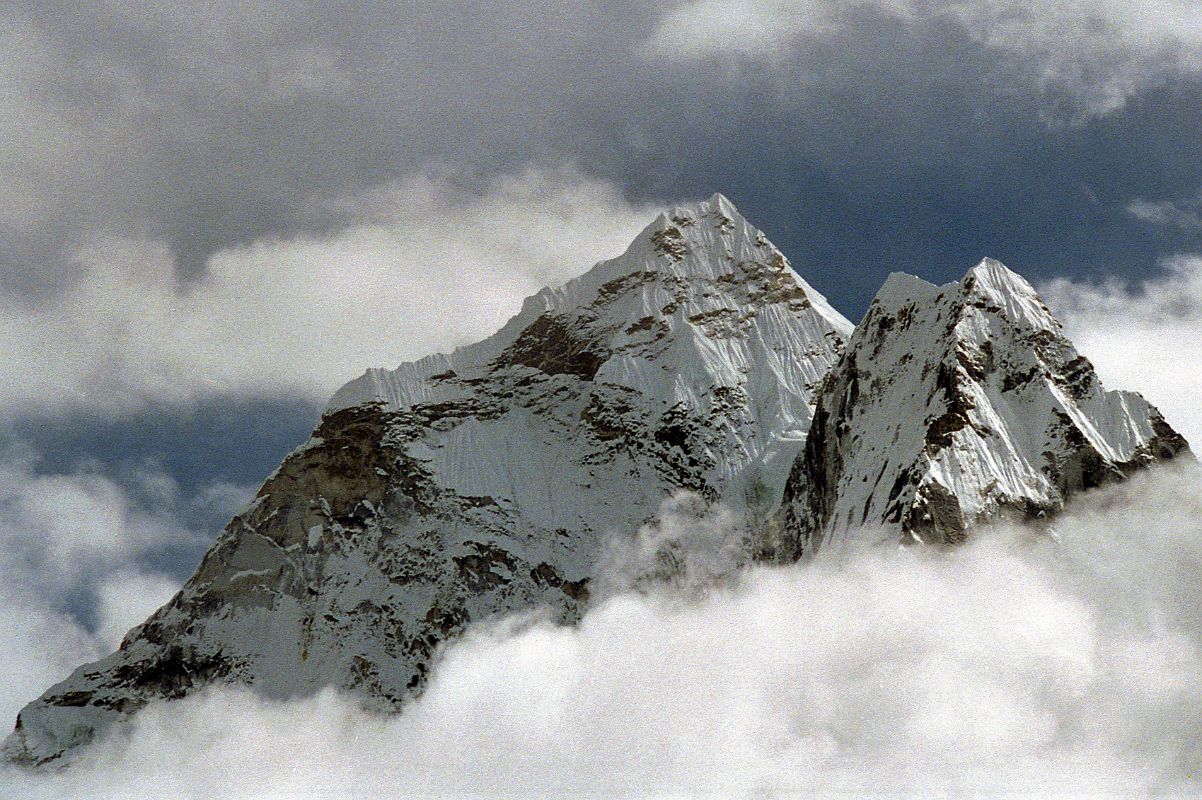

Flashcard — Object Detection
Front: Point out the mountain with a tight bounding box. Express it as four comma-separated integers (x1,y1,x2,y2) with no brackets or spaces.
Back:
9,203,1191,768
766,259,1190,559
4,194,854,765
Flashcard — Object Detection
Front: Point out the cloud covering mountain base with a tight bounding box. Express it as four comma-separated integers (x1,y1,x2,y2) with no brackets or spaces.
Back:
4,464,1201,798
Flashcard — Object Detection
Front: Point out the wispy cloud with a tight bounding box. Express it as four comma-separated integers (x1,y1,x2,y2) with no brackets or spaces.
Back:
1127,196,1202,230
0,443,248,727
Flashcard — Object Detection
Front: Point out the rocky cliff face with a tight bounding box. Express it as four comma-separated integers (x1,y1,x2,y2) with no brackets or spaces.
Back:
767,259,1190,560
4,194,854,766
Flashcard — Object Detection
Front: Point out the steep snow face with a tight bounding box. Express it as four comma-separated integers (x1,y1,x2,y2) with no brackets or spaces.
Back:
768,258,1191,559
5,194,852,766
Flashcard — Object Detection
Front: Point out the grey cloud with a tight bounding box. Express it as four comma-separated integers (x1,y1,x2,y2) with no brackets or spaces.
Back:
7,0,1202,313
3,1,663,281
650,0,1202,120
0,446,203,594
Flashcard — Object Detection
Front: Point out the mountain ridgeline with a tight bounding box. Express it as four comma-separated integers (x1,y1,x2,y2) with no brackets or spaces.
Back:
4,195,1190,766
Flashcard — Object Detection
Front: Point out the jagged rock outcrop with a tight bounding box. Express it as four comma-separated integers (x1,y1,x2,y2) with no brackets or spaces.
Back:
5,193,853,765
767,258,1190,559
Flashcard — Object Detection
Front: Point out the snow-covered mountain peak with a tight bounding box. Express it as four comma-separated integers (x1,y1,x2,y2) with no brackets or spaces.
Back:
7,194,854,767
543,190,811,305
872,259,1051,325
328,193,851,414
770,258,1190,558
962,256,1029,292
959,257,1058,329
652,191,738,231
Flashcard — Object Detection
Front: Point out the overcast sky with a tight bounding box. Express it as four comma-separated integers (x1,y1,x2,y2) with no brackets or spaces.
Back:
4,1,1202,763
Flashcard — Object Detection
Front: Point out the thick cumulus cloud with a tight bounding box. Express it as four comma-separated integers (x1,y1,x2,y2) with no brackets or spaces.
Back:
2,464,1202,797
0,170,656,415
1043,255,1202,447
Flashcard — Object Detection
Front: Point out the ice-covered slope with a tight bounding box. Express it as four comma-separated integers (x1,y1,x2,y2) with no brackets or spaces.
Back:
767,258,1190,559
5,194,852,765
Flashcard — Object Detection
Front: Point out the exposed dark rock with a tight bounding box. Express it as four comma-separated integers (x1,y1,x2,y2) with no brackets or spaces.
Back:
650,226,686,260
498,314,609,380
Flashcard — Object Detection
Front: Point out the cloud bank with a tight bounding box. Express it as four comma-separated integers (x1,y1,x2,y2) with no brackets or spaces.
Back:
2,464,1201,798
0,170,656,415
7,0,1202,324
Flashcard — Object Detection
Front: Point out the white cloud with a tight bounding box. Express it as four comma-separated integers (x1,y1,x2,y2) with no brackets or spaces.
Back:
0,601,101,745
1127,196,1202,229
595,492,746,601
0,446,233,728
0,567,175,742
3,464,1202,797
0,450,202,589
93,571,181,653
0,169,659,416
1042,255,1202,447
647,0,1202,117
